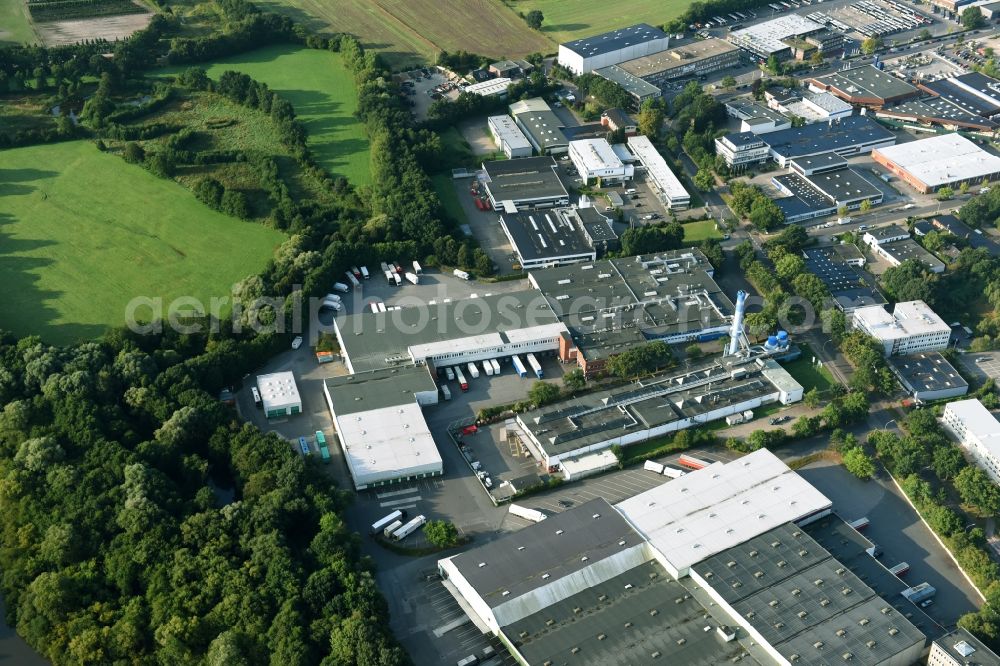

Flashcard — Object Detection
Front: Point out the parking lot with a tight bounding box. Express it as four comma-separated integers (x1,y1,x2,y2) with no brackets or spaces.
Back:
400,66,461,121
957,351,1000,384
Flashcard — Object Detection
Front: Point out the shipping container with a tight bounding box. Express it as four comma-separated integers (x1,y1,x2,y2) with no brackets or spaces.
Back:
454,268,470,280
848,517,870,531
320,445,331,463
526,353,543,378
383,520,403,538
393,273,402,287
315,351,335,364
315,430,327,447
380,261,389,273
360,266,370,280
678,454,714,470
412,260,423,274
392,514,427,540
467,362,480,379
446,367,455,381
511,355,528,378
405,272,419,285
333,282,349,293
298,437,311,456
371,510,404,535
889,562,909,577
441,385,452,400
644,460,665,474
455,366,469,391
725,413,746,426
662,463,687,478
508,504,548,522
490,358,501,375
482,360,493,376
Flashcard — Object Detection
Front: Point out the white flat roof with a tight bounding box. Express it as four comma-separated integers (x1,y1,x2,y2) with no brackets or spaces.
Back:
873,133,1000,188
337,402,442,488
509,97,551,115
730,15,825,54
407,323,569,362
627,135,690,202
854,300,949,341
257,371,301,410
570,138,624,172
489,115,532,151
946,399,1000,459
466,78,512,96
614,449,831,576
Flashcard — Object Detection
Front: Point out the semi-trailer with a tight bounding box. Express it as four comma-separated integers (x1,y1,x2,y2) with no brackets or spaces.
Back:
526,353,543,378
678,454,715,470
445,367,455,381
467,362,480,379
508,504,547,523
380,262,389,273
441,385,452,401
360,266,370,280
345,272,361,288
455,366,469,391
371,510,404,535
385,270,394,284
350,266,361,279
511,355,527,378
644,460,665,474
392,515,427,540
393,273,402,287
482,360,493,376
454,268,470,280
490,358,501,375
412,260,423,275
298,437,311,456
405,272,419,285
383,520,404,539
662,463,687,478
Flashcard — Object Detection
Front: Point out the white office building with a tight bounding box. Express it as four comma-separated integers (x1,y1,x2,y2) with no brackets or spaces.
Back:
626,135,690,209
852,300,951,356
568,138,634,186
464,77,512,97
487,115,532,158
558,23,670,75
256,371,301,418
942,399,1000,485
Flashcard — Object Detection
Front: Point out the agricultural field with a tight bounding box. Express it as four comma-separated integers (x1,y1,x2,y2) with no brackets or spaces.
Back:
27,0,147,22
504,0,679,43
166,45,371,185
0,140,285,345
0,0,37,45
34,11,153,46
256,0,553,68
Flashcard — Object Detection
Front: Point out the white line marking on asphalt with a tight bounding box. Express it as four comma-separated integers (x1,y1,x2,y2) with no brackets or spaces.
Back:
432,616,470,638
376,487,419,499
380,497,420,508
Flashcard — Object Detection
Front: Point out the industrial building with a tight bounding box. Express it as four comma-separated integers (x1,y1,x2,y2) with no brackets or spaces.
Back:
870,133,1000,194
726,100,792,135
887,352,968,402
802,246,887,313
509,98,569,155
481,156,569,211
593,65,663,106
807,65,921,108
862,224,910,246
488,59,532,79
322,366,441,490
499,206,617,270
615,38,742,86
558,23,670,75
515,357,803,468
715,132,771,170
923,214,1000,256
464,77,512,97
875,97,999,133
568,138,635,185
487,115,532,159
728,15,826,60
332,290,570,374
852,300,951,356
919,72,1000,123
600,107,637,135
440,451,929,666
763,116,897,167
626,135,691,209
768,90,854,124
789,151,849,177
528,251,735,376
929,628,1000,666
943,398,1000,485
872,238,946,274
771,165,883,223
256,371,301,418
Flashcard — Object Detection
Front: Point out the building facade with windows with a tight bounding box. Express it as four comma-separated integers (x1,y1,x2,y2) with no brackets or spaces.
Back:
942,398,1000,485
852,300,951,356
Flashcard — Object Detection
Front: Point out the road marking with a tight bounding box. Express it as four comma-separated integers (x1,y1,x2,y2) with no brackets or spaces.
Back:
432,616,470,638
376,487,419,499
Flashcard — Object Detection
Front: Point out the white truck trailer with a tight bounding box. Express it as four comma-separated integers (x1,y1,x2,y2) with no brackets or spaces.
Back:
467,362,480,379
526,353,543,378
391,515,427,540
490,358,501,375
453,268,470,280
405,272,419,285
508,504,547,522
512,355,527,378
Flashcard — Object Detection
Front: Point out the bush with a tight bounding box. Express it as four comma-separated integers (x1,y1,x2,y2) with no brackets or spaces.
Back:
423,520,460,548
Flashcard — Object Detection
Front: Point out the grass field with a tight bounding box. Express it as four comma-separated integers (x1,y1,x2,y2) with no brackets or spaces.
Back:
0,0,37,45
782,344,837,394
432,173,468,227
682,219,723,242
508,0,682,43
165,45,371,185
256,0,553,68
0,141,285,345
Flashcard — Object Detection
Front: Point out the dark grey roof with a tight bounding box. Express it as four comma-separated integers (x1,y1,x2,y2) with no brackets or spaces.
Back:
694,523,927,665
483,156,568,203
932,628,1000,666
887,352,968,396
932,214,1000,255
562,122,609,141
721,131,768,149
602,107,635,128
790,152,848,173
447,498,642,609
504,560,758,666
594,65,663,99
811,65,919,102
806,169,883,205
884,98,997,130
500,208,602,262
922,72,1000,118
561,23,668,57
323,365,437,414
867,224,909,241
880,239,946,273
764,117,895,160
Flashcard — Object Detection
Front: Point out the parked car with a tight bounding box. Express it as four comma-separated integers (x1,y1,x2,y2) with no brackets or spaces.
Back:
291,336,303,350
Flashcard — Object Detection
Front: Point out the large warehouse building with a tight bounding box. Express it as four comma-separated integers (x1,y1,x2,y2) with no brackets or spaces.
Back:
728,15,826,61
626,135,690,209
487,115,532,159
871,133,1000,194
568,138,634,185
852,300,951,356
807,65,920,108
321,366,442,490
499,206,617,270
558,23,670,75
439,450,928,666
509,98,569,155
481,156,570,210
615,38,741,86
